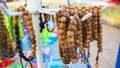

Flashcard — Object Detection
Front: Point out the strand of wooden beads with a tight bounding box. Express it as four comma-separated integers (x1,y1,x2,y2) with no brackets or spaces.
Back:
84,7,92,48
97,7,103,53
13,8,24,59
77,12,84,59
80,7,88,64
0,11,15,58
0,11,4,63
5,25,15,58
89,6,94,42
59,16,69,64
92,6,98,40
23,10,37,60
80,7,86,63
0,11,14,61
67,15,78,63
63,12,73,64
73,14,80,49
0,43,3,63
95,6,103,68
85,6,93,60
72,13,82,58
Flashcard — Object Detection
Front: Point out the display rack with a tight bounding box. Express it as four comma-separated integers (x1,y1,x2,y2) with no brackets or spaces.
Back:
0,0,106,68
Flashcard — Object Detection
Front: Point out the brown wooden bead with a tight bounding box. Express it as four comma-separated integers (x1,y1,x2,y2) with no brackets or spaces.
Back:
60,17,67,23
28,26,33,31
19,6,25,11
70,19,77,25
28,56,33,60
98,48,103,52
26,21,32,26
23,10,29,15
67,38,74,43
13,20,18,25
24,16,31,21
30,31,35,35
32,49,36,54
32,44,36,49
68,25,77,31
58,35,65,40
59,23,66,29
58,29,64,35
67,31,74,37
31,40,36,44
13,16,18,20
7,42,11,45
95,63,99,68
30,35,36,40
59,41,65,45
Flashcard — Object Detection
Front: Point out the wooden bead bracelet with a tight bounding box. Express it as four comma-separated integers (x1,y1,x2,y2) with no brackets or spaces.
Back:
0,10,14,63
13,6,37,61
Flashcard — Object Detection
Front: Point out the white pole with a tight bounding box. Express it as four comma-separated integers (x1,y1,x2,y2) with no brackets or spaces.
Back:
27,0,43,68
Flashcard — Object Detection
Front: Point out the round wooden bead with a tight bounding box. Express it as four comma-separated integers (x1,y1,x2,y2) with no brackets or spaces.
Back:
68,25,77,31
70,19,77,25
32,44,36,49
28,56,33,60
31,40,36,44
26,21,32,26
30,35,36,40
73,14,79,20
30,31,35,35
58,35,65,40
67,38,74,43
7,42,11,45
63,12,70,19
19,6,25,11
13,20,18,25
98,47,103,52
32,49,36,53
24,16,31,21
68,44,74,48
59,23,66,29
67,31,74,37
59,41,65,45
28,26,33,31
60,17,67,23
23,10,29,15
95,63,99,68
58,29,64,35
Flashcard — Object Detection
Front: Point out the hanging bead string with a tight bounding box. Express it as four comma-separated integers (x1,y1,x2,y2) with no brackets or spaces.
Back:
95,6,103,68
92,6,98,40
0,13,4,63
18,6,37,61
0,10,14,63
13,6,38,68
56,6,103,68
13,8,25,68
